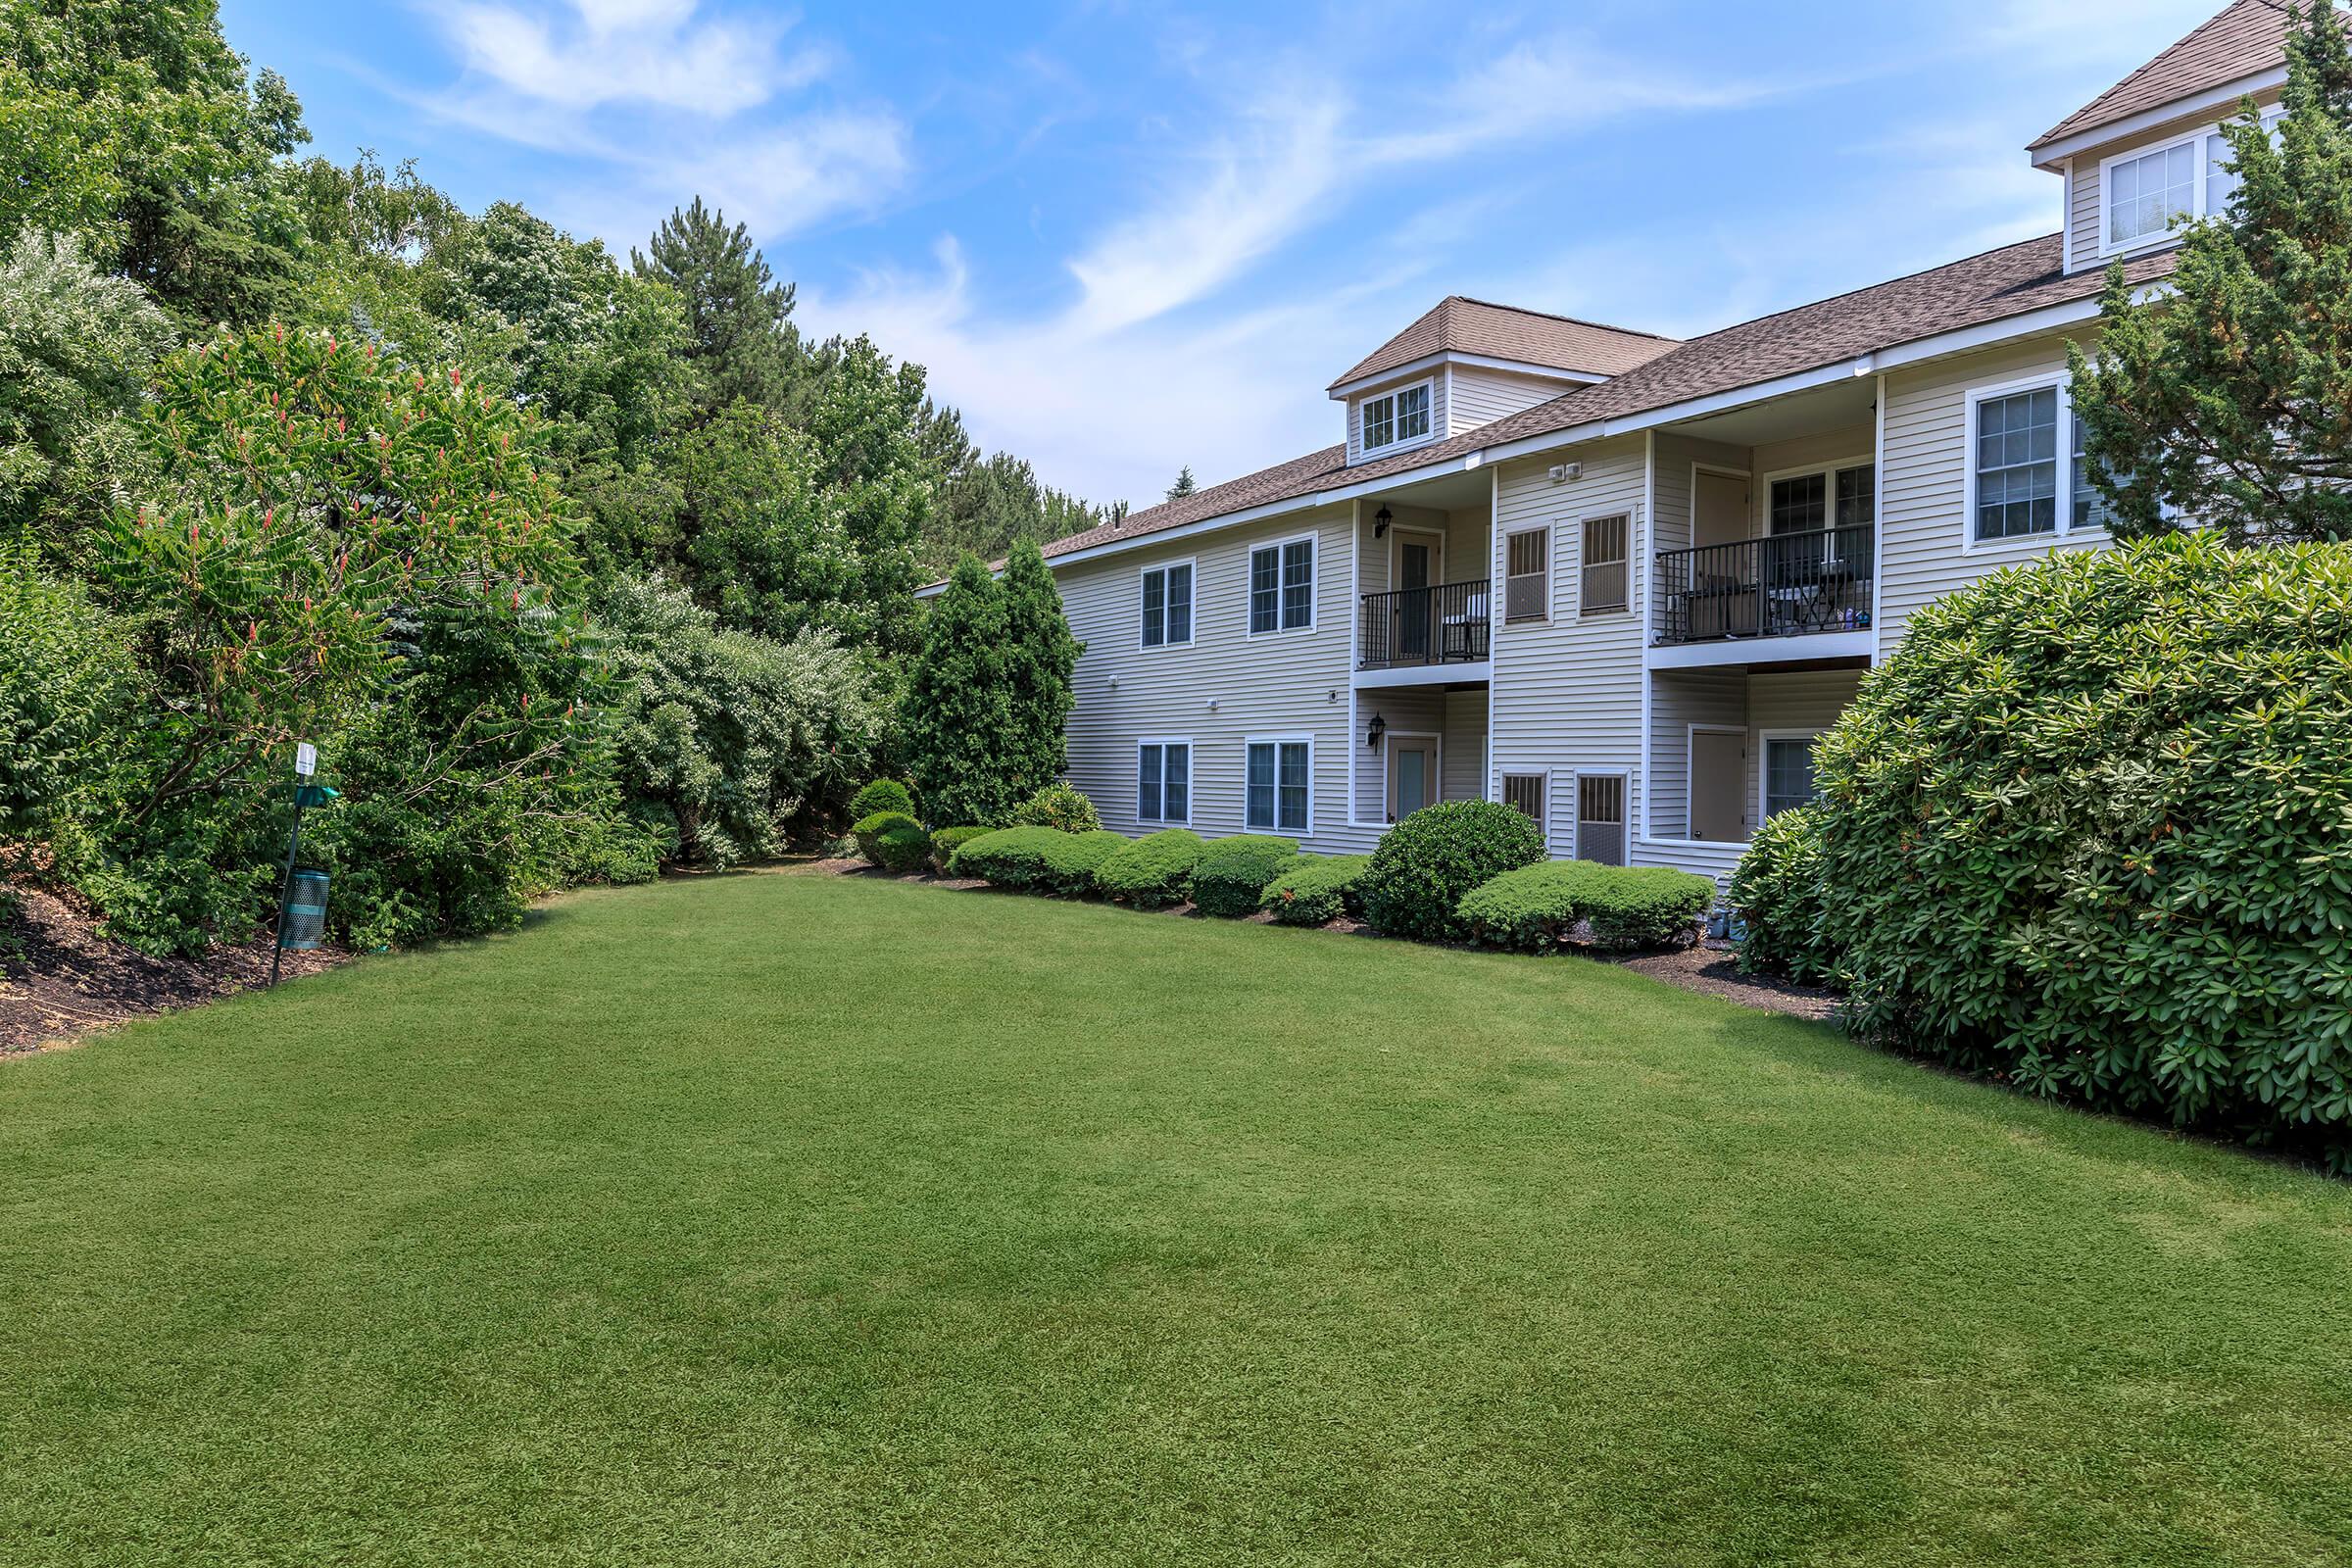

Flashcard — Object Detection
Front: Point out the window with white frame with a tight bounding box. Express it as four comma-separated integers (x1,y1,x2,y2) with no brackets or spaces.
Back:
1762,736,1819,820
1971,380,2110,546
1579,514,1628,614
1503,528,1549,622
1767,463,1875,535
1138,740,1191,824
1575,774,1627,866
1246,739,1311,833
1249,537,1314,633
1360,381,1433,454
2104,108,2286,253
1139,562,1193,648
1501,773,1545,823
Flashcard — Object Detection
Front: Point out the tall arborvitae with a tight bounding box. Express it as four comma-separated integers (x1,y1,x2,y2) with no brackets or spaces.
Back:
998,537,1083,798
2073,1,2352,545
901,557,1017,827
633,196,804,416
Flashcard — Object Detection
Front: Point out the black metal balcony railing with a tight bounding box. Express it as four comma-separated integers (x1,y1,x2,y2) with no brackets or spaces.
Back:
1359,579,1491,668
1654,524,1875,646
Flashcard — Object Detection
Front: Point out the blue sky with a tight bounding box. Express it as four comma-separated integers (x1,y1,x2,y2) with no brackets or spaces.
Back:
219,0,2225,509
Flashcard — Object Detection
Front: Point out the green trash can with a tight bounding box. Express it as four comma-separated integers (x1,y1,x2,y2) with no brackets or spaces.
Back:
278,868,330,951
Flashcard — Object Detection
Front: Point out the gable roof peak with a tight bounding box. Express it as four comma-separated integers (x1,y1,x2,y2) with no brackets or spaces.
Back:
1328,294,1678,392
2031,0,2296,156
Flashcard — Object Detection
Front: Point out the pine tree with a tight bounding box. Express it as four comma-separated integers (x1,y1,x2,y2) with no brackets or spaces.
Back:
1165,465,1197,501
998,538,1083,798
633,196,804,416
2073,1,2352,545
901,557,1018,827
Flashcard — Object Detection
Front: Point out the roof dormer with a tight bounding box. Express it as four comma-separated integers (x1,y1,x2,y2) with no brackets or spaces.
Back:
1330,296,1676,466
2030,0,2300,273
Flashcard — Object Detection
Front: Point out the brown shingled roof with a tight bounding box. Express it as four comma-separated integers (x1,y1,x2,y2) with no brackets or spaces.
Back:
1329,295,1678,390
2032,0,2291,153
1037,234,2179,564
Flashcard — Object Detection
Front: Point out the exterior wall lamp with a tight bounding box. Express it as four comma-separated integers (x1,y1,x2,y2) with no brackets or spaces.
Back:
1367,711,1386,750
1374,506,1393,539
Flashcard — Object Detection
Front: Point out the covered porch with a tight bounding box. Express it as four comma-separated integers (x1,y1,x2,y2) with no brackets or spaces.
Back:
1643,660,1865,850
1351,469,1494,677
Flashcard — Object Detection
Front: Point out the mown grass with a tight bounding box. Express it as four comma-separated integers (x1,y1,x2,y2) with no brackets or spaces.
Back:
4,870,2349,1566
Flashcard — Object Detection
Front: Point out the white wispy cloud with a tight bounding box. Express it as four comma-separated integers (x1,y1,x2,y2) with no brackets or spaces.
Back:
425,0,818,115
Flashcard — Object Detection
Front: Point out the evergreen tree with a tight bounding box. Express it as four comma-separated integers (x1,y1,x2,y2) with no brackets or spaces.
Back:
2073,1,2352,545
901,557,1017,827
1165,465,1197,501
998,538,1083,796
633,197,804,416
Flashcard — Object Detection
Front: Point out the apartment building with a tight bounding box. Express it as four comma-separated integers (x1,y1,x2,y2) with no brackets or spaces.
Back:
967,0,2296,882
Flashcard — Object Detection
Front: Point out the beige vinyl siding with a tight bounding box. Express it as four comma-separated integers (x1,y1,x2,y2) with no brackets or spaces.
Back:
1644,670,1745,840
1446,367,1571,435
1633,836,1745,887
1054,507,1357,844
2066,90,2283,268
1443,688,1488,803
1747,666,1863,822
1878,332,2107,643
1347,374,1449,466
1487,436,1649,854
1353,688,1444,826
1649,433,1748,555
1355,502,1484,597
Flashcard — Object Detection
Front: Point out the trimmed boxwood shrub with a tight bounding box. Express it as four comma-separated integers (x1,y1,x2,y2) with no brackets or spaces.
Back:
947,825,1065,890
1582,867,1714,951
874,822,933,875
1036,830,1128,897
1094,828,1204,907
1359,800,1546,942
850,779,917,822
1747,534,2352,1166
1009,782,1101,834
928,825,991,874
1728,805,1839,983
853,809,918,865
1457,860,1610,953
1189,836,1299,918
1260,854,1371,926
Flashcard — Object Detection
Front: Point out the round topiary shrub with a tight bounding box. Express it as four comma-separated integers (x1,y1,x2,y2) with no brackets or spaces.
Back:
1189,835,1299,918
1728,805,1839,983
1094,828,1204,907
1359,800,1546,943
1260,854,1371,926
853,809,918,865
850,778,917,823
874,822,933,875
1037,830,1129,897
928,826,991,875
1009,781,1101,834
1788,534,2352,1166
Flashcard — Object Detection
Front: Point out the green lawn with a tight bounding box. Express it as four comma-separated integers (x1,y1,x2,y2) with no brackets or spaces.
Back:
4,872,2349,1567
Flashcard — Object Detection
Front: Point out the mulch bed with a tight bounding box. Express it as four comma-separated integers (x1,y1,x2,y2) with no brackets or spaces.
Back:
1,875,347,1055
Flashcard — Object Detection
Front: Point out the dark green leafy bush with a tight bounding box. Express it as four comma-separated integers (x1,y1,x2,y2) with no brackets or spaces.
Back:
849,778,917,823
1036,830,1128,897
1457,861,1711,953
1729,806,1840,983
947,825,1065,890
1189,836,1298,918
1094,829,1204,907
1260,855,1371,926
928,826,991,874
1009,781,1100,834
1359,800,1546,942
1582,867,1714,952
853,810,917,865
874,822,932,875
1754,535,2352,1165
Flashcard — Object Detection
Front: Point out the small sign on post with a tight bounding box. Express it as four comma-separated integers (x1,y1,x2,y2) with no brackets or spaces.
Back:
295,741,318,778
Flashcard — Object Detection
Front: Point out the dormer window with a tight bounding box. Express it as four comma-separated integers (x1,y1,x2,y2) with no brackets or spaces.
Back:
1361,380,1433,454
2101,108,2285,255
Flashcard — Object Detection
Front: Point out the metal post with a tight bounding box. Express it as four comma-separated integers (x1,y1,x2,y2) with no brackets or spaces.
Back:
269,798,306,988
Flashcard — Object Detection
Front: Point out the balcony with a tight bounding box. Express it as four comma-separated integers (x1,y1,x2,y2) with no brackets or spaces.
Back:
1358,579,1490,671
1654,524,1875,646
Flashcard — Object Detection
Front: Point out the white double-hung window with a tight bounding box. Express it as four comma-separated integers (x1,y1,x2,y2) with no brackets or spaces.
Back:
1249,536,1315,634
1139,561,1193,648
1359,380,1433,454
1245,738,1312,834
2103,107,2285,253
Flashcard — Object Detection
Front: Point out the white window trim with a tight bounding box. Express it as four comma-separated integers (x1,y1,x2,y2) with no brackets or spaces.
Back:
1575,511,1635,619
1685,722,1751,848
1246,531,1319,638
1136,736,1193,826
1136,557,1197,652
1757,456,1875,534
1960,373,2113,556
1756,728,1825,827
1499,770,1548,828
1244,733,1316,838
1501,524,1552,625
1383,730,1444,824
1570,768,1632,865
1357,376,1439,459
2095,105,2284,260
